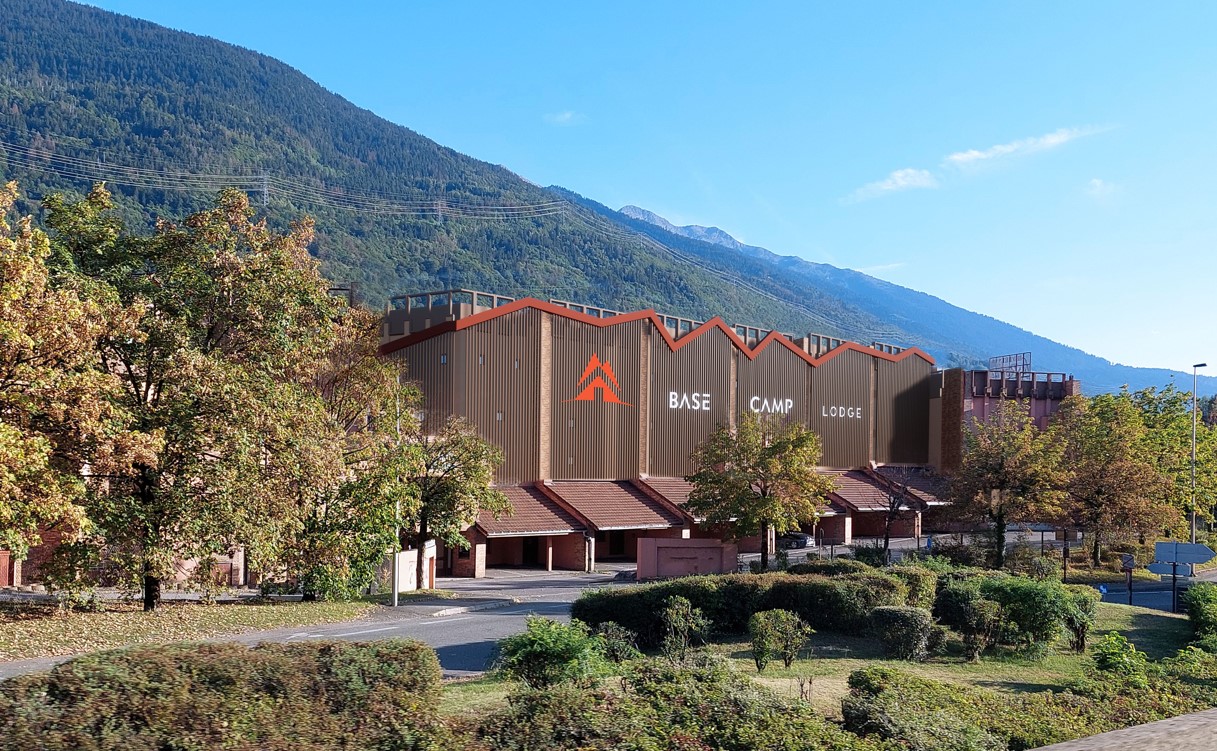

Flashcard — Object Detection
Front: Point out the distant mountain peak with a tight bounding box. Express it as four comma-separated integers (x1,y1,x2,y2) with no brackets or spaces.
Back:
620,205,746,252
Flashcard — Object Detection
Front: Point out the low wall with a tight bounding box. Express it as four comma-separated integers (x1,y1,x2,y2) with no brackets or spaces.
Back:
636,537,738,580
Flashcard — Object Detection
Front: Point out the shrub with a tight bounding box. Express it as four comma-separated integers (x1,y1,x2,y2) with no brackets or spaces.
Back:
595,621,642,664
496,617,609,688
761,572,908,633
851,543,890,567
787,558,873,577
979,576,1071,653
0,640,442,751
888,565,938,608
926,537,993,568
1091,631,1148,684
1062,585,1102,653
660,595,709,660
479,654,893,751
572,572,906,648
842,666,1103,751
871,606,934,661
748,609,813,672
934,581,999,661
1183,582,1217,644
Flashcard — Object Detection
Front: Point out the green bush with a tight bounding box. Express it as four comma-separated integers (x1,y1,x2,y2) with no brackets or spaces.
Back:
787,558,873,577
934,581,999,661
843,667,1111,751
748,609,813,672
871,606,934,661
1062,585,1102,653
1184,582,1217,645
496,617,609,688
979,576,1071,653
888,565,938,609
851,544,890,567
660,595,709,660
0,640,442,751
1091,631,1148,683
572,572,906,648
595,621,642,664
478,654,895,751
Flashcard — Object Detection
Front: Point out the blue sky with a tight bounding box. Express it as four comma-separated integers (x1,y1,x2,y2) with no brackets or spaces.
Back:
86,1,1217,372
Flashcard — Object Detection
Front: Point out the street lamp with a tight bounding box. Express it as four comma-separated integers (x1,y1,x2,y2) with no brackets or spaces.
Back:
1193,363,1208,544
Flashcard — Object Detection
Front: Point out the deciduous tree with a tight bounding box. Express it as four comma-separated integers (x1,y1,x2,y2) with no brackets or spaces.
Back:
0,182,147,559
398,416,509,590
1053,394,1176,566
686,411,836,571
45,185,339,609
949,399,1066,569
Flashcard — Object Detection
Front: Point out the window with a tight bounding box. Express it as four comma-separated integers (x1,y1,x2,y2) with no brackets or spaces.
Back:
440,353,447,365
458,547,470,559
495,411,503,422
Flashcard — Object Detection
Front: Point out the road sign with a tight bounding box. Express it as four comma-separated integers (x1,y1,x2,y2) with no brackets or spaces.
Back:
1120,553,1135,573
1148,562,1195,576
1155,541,1216,565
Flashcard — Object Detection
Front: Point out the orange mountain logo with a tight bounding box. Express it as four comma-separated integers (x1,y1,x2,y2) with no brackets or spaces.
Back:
566,353,632,405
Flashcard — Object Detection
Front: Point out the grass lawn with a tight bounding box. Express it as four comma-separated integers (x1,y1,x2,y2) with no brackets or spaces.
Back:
0,599,374,661
1062,567,1158,585
439,676,513,718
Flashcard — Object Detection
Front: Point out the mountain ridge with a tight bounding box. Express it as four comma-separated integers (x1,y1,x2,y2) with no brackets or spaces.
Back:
0,0,1211,395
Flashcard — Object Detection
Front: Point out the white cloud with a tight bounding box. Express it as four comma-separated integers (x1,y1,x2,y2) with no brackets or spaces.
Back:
846,168,938,203
1086,177,1117,198
944,126,1103,166
543,110,586,126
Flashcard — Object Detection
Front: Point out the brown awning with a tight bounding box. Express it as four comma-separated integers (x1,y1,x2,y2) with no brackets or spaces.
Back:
546,481,685,531
875,466,948,506
822,470,898,513
477,485,586,537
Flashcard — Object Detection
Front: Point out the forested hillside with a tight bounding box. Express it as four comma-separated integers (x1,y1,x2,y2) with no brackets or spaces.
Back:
0,0,1208,394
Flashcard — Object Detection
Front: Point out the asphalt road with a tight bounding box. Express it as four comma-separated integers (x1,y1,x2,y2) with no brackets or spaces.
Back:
0,571,608,681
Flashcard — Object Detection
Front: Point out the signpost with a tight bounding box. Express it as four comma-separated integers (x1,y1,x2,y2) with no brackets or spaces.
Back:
1121,554,1135,606
1153,542,1215,612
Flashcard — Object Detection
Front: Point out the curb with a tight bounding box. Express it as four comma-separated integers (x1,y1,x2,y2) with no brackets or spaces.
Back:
430,598,518,618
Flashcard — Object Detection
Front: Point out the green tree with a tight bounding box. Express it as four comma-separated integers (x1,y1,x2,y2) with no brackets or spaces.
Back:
0,182,148,559
1053,394,1177,566
398,416,509,590
948,400,1066,569
45,185,340,610
1129,385,1217,534
686,411,836,571
277,307,424,600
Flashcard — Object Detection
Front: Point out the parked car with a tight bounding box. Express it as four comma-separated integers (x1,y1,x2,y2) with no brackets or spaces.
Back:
777,532,814,550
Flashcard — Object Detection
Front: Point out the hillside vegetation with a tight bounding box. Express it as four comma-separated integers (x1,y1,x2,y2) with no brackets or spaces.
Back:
0,0,1207,393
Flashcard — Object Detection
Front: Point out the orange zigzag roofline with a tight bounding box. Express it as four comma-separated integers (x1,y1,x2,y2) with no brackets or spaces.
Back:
378,296,936,367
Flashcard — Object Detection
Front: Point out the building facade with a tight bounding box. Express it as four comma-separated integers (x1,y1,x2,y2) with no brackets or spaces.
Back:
380,289,953,576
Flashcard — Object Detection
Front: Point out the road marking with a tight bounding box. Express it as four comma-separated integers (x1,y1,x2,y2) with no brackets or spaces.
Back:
330,626,399,637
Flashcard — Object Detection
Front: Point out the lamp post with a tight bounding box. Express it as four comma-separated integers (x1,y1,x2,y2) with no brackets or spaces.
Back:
1193,363,1207,544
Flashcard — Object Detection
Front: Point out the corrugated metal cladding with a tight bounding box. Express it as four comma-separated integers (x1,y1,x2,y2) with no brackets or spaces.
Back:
397,331,456,432
459,309,543,483
874,356,933,465
648,327,734,477
736,344,812,425
809,349,873,468
549,317,643,480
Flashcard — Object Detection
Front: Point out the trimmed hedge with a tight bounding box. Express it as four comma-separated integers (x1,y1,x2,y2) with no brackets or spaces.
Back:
0,640,443,751
572,572,908,648
787,559,873,577
871,606,933,661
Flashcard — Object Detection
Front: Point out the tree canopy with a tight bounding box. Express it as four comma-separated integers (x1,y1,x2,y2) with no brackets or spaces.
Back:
686,412,836,571
948,400,1067,568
